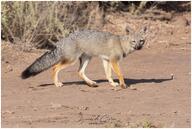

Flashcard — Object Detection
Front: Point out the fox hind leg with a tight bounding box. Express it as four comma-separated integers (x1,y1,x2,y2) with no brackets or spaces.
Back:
78,55,98,87
52,63,65,87
52,59,76,87
102,59,119,87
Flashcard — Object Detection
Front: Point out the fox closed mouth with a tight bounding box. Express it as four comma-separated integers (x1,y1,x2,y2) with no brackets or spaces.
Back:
134,45,143,50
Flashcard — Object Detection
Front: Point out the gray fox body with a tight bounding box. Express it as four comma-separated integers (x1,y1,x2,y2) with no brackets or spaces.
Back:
22,26,147,88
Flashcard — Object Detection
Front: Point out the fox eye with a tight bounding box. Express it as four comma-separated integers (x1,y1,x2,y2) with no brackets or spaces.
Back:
140,39,144,43
132,40,136,43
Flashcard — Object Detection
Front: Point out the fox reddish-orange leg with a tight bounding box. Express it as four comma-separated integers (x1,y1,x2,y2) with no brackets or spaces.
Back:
110,60,127,89
52,60,76,87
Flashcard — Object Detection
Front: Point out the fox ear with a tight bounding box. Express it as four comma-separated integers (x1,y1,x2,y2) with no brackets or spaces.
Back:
140,26,147,34
125,26,133,35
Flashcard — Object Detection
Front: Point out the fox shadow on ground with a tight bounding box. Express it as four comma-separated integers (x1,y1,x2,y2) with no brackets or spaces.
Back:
38,77,173,87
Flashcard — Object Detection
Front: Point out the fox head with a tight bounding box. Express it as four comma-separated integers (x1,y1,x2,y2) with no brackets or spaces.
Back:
119,25,148,57
126,26,147,50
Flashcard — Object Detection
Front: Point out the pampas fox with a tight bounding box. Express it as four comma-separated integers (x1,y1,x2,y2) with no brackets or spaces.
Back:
22,26,147,89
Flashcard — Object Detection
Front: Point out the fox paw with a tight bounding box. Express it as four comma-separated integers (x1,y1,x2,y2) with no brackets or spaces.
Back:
55,82,63,87
88,81,98,87
120,83,127,89
110,82,119,87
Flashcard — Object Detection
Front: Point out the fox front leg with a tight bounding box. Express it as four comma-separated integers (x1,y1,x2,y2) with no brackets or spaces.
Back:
102,59,119,87
110,60,127,89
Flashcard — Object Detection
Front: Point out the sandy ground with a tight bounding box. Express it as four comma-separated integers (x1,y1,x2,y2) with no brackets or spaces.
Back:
1,13,191,127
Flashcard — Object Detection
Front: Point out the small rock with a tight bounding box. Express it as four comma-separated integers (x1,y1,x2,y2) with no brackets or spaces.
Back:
171,74,174,80
79,89,89,92
79,106,89,110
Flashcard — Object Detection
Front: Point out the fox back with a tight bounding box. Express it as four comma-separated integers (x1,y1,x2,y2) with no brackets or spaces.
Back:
57,27,147,60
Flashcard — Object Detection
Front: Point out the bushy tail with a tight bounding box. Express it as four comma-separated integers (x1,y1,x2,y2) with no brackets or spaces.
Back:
21,48,62,79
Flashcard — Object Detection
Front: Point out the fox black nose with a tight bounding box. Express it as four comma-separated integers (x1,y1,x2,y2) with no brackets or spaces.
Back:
135,40,145,50
136,45,142,50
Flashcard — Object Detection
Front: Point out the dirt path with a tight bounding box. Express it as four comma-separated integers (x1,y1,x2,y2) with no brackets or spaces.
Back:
1,43,190,127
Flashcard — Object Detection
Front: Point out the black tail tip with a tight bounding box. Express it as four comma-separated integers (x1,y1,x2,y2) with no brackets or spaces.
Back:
21,69,32,79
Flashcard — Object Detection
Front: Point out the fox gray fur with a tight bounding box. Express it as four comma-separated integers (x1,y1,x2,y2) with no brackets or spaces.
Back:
21,26,147,88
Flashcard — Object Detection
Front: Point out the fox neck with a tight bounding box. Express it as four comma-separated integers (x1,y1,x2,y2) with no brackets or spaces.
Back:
119,36,135,57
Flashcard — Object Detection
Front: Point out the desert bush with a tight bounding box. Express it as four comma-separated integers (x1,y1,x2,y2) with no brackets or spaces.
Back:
2,2,68,48
1,1,103,49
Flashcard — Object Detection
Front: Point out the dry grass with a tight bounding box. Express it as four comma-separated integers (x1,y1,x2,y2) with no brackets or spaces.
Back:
1,1,103,49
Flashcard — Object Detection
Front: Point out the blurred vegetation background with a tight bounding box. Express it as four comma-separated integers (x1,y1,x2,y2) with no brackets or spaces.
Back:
1,1,190,50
